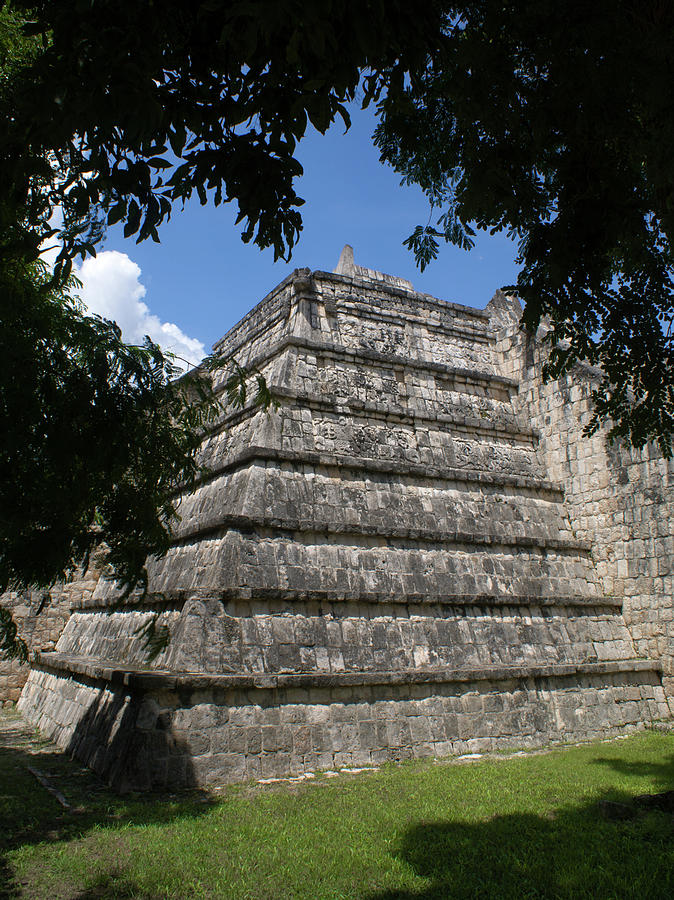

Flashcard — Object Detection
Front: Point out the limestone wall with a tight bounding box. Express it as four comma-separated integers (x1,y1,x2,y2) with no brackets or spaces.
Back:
492,297,674,697
19,658,667,790
0,553,105,704
0,588,68,705
55,598,632,675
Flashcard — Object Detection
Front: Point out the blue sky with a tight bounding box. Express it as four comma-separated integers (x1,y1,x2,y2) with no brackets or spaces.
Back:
85,105,519,362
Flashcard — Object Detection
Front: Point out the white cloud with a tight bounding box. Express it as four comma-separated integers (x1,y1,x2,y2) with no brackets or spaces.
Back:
75,251,206,370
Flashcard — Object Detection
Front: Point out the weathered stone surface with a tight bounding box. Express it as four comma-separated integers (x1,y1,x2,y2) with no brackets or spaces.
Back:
18,661,668,790
0,550,106,704
10,250,674,787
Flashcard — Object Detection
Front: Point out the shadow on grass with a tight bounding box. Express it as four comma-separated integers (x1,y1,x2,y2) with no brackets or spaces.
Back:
591,751,674,788
368,762,674,900
0,718,217,900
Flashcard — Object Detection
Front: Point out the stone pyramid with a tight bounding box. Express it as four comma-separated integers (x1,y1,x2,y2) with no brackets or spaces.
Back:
18,249,668,789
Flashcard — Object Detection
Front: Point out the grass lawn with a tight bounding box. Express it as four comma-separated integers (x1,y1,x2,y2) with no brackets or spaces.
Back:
2,710,674,899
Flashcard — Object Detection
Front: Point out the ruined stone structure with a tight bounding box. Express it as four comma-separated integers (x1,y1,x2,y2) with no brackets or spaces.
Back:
0,556,103,706
9,248,674,789
0,589,65,706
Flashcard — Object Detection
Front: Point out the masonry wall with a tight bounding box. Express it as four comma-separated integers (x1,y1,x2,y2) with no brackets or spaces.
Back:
19,658,668,791
0,553,105,704
9,270,674,788
493,302,674,701
0,588,68,705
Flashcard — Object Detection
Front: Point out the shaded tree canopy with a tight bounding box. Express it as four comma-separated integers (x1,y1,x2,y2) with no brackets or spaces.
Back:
375,1,674,451
0,0,442,590
2,0,443,275
0,257,219,599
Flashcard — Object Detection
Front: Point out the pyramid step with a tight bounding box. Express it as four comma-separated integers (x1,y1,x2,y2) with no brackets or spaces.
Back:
174,465,578,548
169,513,589,553
55,600,638,676
212,334,519,403
194,446,564,496
129,528,601,608
19,654,668,790
74,592,622,612
269,388,538,445
30,652,662,693
198,416,546,482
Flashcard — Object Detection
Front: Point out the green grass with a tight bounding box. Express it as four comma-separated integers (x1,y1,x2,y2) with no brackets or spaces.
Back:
2,711,674,899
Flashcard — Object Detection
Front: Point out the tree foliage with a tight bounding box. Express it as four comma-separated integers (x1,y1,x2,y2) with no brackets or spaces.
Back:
374,1,674,452
0,259,221,597
0,6,249,655
5,1,669,452
0,5,215,606
2,0,443,276
0,0,442,595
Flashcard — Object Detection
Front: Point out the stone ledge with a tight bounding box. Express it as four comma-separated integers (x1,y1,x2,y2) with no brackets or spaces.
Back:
32,652,660,694
224,334,519,396
169,512,590,553
194,446,565,497
211,272,493,367
335,299,492,343
284,335,516,386
211,266,492,359
267,387,538,445
73,591,622,612
312,269,491,323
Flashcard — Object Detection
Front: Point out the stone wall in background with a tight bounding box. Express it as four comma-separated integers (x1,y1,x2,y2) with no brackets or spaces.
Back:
0,553,104,705
0,587,68,706
493,301,674,697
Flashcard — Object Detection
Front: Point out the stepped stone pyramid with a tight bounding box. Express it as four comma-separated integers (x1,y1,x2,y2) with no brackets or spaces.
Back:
17,248,670,789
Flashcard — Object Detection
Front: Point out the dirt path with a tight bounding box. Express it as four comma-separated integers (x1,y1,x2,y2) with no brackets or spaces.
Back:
0,708,110,812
